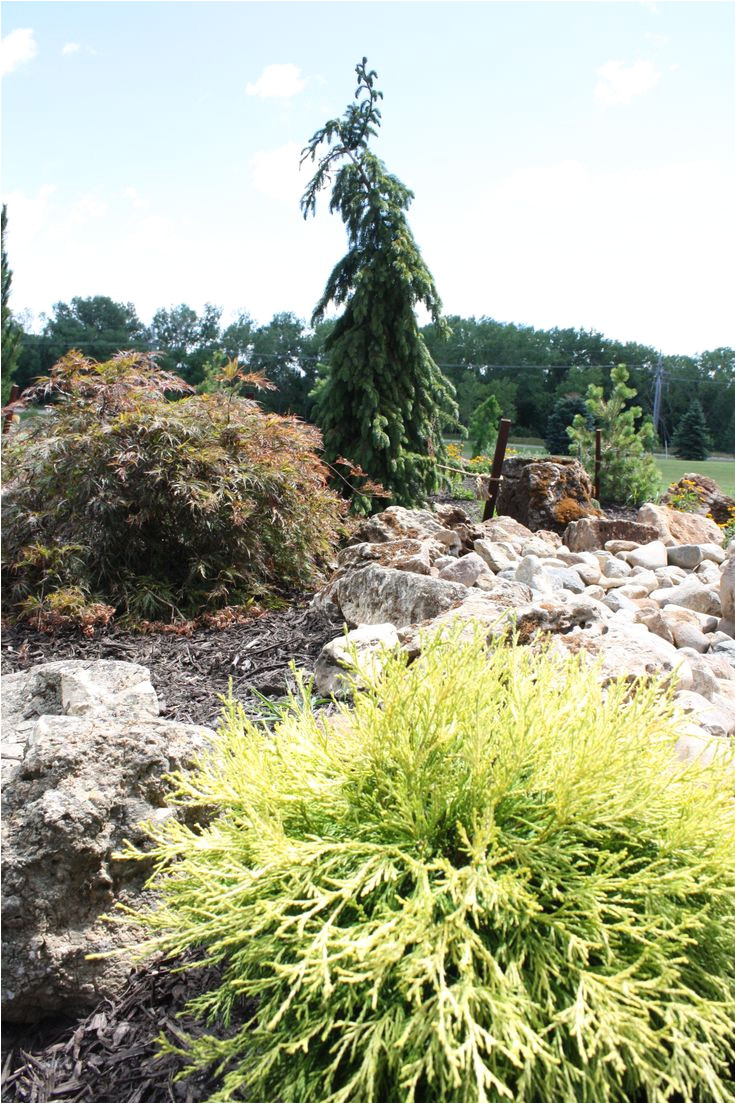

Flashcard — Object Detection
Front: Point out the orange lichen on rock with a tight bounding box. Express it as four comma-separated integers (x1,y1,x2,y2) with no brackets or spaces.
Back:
553,496,589,525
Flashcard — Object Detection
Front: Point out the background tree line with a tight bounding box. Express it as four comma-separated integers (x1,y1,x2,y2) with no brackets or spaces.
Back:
6,293,735,453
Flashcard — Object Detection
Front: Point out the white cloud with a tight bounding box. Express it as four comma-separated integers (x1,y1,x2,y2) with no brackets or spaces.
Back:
594,59,660,105
246,63,305,99
62,42,80,56
250,142,307,206
438,159,735,354
1,28,38,77
2,186,55,249
124,186,150,211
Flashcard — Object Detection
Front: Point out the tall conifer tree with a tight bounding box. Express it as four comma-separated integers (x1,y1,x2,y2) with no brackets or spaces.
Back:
301,58,457,510
1,204,22,404
672,399,711,461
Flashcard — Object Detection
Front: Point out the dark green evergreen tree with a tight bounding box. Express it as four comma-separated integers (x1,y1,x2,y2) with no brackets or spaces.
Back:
544,396,589,456
1,204,22,404
301,58,458,510
672,399,712,461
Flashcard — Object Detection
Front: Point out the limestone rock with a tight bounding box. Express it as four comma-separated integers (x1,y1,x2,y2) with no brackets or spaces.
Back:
649,577,721,617
313,623,400,697
478,515,535,546
347,506,462,554
673,691,734,739
421,586,533,641
551,622,693,689
336,563,469,628
336,538,443,577
637,503,723,547
494,456,598,534
498,595,609,645
563,517,659,553
622,541,668,571
473,539,518,573
2,661,159,787
666,545,705,571
2,711,212,1023
719,551,734,636
438,552,492,587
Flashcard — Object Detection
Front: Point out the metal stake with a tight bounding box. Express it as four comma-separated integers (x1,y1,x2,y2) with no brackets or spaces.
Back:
482,418,511,521
594,428,602,501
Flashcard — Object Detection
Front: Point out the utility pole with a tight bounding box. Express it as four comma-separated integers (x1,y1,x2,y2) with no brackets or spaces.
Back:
652,353,666,455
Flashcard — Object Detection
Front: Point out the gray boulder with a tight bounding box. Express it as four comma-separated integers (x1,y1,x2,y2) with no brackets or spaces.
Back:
336,563,470,628
1,663,212,1024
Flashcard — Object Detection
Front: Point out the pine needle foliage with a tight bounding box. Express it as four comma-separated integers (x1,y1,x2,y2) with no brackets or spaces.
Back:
2,351,344,622
301,58,459,512
672,399,712,461
118,631,734,1103
567,363,661,505
1,203,22,404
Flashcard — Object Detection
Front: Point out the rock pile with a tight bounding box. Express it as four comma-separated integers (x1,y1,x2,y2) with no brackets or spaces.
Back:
1,660,214,1023
312,504,735,759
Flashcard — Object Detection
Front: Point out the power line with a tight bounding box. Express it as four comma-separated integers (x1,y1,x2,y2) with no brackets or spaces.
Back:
19,338,735,383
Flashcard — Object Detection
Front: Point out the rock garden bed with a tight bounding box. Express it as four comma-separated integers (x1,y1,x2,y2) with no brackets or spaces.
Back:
2,484,733,1103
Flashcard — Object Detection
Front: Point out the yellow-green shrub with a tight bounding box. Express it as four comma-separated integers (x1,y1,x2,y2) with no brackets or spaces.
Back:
119,632,734,1103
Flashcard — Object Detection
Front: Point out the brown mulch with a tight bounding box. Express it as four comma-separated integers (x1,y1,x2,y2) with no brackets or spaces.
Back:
1,951,252,1103
1,600,343,729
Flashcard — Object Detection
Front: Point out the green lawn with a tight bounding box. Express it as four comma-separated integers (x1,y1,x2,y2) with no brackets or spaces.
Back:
654,457,734,499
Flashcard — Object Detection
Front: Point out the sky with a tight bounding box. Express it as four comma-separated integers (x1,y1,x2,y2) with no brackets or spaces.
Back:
1,0,734,356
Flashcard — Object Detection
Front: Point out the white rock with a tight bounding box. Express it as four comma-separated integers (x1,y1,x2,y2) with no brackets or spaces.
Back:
603,591,640,614
694,559,722,586
594,552,632,579
700,542,727,565
473,539,518,573
649,577,722,616
666,545,705,571
623,540,668,571
546,567,587,594
655,565,689,585
552,621,693,690
674,690,734,739
336,563,469,628
627,568,659,594
676,650,721,699
604,540,639,553
616,584,652,601
439,552,492,587
719,552,734,635
514,554,556,593
313,623,400,697
673,727,723,768
632,608,674,645
671,622,710,653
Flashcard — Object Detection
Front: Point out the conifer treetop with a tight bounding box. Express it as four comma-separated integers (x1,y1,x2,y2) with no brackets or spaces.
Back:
300,58,447,333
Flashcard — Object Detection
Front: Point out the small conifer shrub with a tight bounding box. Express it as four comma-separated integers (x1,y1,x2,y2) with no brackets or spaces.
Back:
2,351,344,623
119,632,734,1103
567,363,661,505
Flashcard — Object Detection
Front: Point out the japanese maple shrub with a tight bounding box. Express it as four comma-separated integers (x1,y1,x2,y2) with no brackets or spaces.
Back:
119,631,734,1103
1,351,344,624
